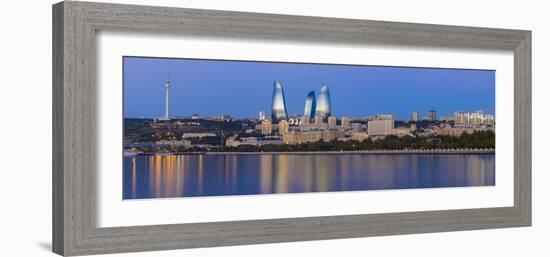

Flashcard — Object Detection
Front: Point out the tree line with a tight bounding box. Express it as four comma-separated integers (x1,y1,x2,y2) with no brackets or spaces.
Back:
224,130,495,152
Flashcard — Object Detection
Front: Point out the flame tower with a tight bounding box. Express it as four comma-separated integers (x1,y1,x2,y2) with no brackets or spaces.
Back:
271,81,289,124
303,91,316,120
315,85,331,120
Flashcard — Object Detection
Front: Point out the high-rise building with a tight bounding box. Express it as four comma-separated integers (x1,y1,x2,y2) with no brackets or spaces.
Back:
368,119,395,136
341,116,350,128
455,110,494,127
483,115,495,126
454,112,467,125
261,120,272,135
412,111,419,121
315,85,331,120
428,108,437,121
258,111,265,121
471,110,484,125
328,116,337,127
278,120,290,135
271,81,289,124
303,91,316,121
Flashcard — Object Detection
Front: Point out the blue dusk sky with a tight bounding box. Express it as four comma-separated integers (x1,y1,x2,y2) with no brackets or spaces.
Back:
123,56,495,120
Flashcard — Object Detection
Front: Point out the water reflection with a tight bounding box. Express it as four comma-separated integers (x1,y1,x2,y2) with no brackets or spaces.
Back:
123,154,495,199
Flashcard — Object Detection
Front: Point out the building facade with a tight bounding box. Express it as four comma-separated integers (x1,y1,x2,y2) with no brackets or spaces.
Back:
282,130,345,145
271,81,289,123
470,110,484,125
428,108,437,121
278,120,290,135
439,115,455,122
261,119,272,135
328,116,337,127
315,85,331,120
341,116,350,129
455,111,468,125
367,119,395,136
454,110,495,127
301,115,310,125
351,132,369,142
412,111,419,121
351,123,363,132
484,114,495,126
303,91,316,121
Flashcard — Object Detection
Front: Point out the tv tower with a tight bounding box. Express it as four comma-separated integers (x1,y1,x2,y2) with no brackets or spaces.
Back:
163,63,171,120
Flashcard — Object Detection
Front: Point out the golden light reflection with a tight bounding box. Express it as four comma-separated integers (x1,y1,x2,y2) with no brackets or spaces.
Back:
129,153,495,199
338,155,351,189
465,155,493,186
131,157,136,198
293,155,314,192
154,155,162,198
231,155,238,191
163,155,176,197
259,155,273,194
148,156,155,196
224,156,230,189
313,155,331,192
179,155,186,197
274,155,290,193
198,155,204,195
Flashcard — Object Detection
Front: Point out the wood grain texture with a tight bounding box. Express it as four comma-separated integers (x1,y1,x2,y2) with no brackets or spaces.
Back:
52,1,532,256
52,2,65,255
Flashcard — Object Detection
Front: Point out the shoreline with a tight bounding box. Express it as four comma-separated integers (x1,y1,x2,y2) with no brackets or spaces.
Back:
129,149,495,156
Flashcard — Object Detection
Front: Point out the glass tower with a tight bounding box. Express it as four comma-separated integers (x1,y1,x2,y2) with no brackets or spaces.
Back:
315,85,331,120
303,91,316,120
271,81,289,123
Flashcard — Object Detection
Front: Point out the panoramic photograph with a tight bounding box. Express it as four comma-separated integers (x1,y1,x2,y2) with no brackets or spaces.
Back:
123,56,496,200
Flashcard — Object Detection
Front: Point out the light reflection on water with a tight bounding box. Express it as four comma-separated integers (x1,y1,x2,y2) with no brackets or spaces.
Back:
123,154,495,199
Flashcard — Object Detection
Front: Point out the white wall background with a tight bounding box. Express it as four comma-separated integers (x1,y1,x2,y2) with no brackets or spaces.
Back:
0,0,547,256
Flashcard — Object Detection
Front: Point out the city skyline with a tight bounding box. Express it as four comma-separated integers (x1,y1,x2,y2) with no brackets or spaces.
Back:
124,57,496,120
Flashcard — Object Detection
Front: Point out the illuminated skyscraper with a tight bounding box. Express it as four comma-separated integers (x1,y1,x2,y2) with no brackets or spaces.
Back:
315,85,331,121
271,81,289,123
303,91,316,121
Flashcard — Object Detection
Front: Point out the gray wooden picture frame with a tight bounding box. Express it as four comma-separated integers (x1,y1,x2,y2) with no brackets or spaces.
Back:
52,1,531,256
